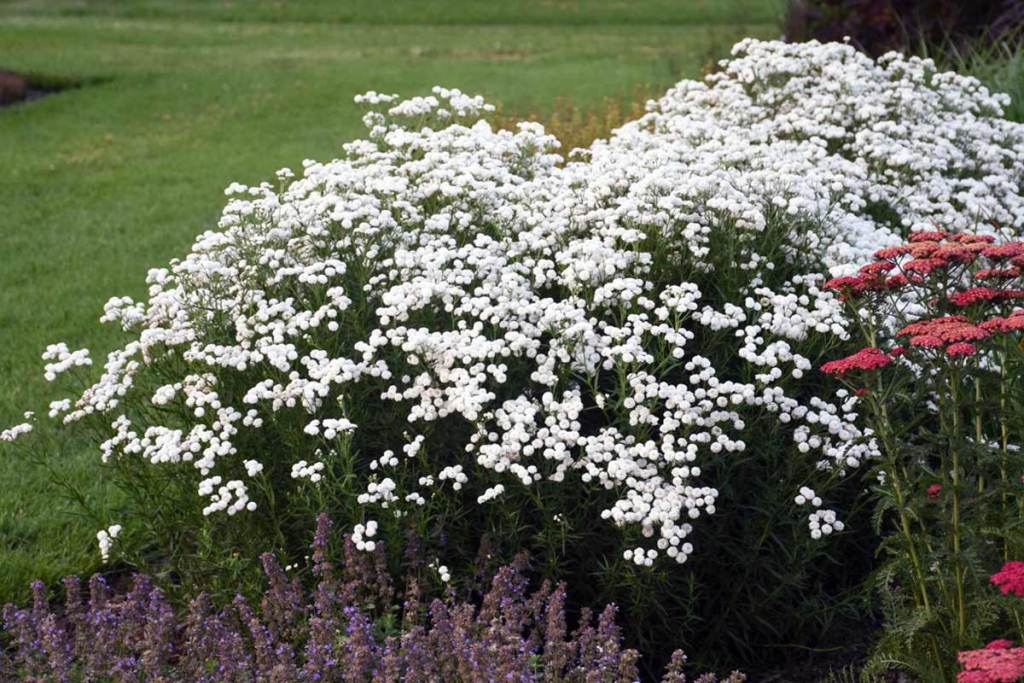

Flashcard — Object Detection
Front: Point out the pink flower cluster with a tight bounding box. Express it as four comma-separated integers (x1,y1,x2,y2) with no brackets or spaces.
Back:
954,565,1024,679
949,287,1024,308
821,273,888,299
824,232,1024,303
958,640,1024,683
991,561,1024,598
896,316,989,357
957,563,1024,681
822,233,1024,370
820,347,893,376
981,311,1024,334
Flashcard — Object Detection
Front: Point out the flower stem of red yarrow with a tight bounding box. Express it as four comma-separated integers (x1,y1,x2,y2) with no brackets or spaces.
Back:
849,298,933,613
946,366,967,646
862,365,949,675
864,380,932,614
998,348,1011,564
975,378,985,497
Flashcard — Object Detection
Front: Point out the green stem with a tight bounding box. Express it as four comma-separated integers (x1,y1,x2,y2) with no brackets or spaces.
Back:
949,371,966,644
1000,351,1010,562
872,387,931,612
975,378,984,494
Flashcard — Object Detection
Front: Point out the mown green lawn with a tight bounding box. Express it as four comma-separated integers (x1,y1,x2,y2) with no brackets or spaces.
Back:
0,0,780,602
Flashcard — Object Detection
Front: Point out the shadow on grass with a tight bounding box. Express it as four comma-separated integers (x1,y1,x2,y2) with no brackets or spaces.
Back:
0,70,107,108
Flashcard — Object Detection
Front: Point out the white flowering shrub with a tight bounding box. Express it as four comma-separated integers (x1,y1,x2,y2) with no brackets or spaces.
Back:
10,39,1023,665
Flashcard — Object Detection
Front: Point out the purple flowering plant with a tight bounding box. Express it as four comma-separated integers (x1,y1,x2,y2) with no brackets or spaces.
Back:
2,514,745,682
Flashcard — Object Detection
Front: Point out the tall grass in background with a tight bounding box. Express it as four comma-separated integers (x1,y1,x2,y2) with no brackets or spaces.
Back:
490,52,726,152
940,37,1024,123
490,84,657,154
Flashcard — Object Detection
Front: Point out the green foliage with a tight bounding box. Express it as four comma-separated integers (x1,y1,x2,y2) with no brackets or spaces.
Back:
817,665,867,683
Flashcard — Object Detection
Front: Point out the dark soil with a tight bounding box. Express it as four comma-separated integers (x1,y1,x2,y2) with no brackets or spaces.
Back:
0,69,57,107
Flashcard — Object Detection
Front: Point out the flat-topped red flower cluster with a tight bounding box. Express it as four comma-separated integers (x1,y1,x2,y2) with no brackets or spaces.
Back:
957,562,1024,682
958,640,1024,683
825,231,1024,302
982,311,1024,334
821,231,1024,370
820,347,893,376
990,561,1024,598
896,316,990,357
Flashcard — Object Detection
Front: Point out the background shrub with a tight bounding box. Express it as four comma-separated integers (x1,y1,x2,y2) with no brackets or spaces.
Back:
783,0,1023,57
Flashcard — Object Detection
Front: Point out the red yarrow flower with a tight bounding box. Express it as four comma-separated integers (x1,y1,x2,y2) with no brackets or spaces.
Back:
983,243,1024,260
987,641,1016,651
899,316,968,334
949,233,996,244
950,287,1002,307
910,334,944,348
975,267,1021,281
991,561,1024,597
947,342,978,357
904,257,948,274
909,230,948,242
941,324,991,343
909,242,940,257
859,261,896,275
898,316,990,344
886,273,924,289
934,243,977,264
980,311,1024,334
875,245,912,259
821,347,892,376
823,276,860,291
927,483,942,501
823,273,885,297
958,644,1024,683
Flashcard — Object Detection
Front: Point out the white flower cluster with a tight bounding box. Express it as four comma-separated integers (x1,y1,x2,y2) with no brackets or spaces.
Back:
0,422,32,442
42,343,92,382
352,520,378,552
429,559,451,583
198,476,255,516
30,40,1024,566
808,509,844,539
794,486,822,508
291,459,325,483
1,412,33,443
96,523,122,563
795,486,845,538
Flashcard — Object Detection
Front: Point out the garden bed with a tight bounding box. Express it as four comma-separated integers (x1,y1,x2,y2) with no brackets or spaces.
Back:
3,26,1024,683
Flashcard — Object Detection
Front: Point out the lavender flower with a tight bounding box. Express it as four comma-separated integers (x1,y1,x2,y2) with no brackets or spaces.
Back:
1,517,741,681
